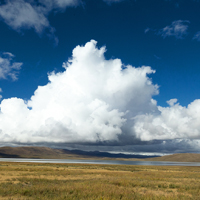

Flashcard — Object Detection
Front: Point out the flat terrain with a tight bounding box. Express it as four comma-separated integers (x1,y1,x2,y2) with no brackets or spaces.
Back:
0,162,200,199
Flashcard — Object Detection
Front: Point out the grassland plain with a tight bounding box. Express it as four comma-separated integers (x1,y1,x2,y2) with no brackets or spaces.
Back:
0,162,200,200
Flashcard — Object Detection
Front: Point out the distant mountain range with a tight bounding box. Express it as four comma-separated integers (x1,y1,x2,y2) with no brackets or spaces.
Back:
0,146,156,159
0,146,199,162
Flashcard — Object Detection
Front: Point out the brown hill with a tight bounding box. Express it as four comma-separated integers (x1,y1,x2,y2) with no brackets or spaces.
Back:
0,146,199,162
145,153,200,162
0,146,92,159
0,147,153,160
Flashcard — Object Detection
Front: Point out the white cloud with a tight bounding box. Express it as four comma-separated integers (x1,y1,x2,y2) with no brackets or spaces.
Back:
193,31,200,41
0,0,129,42
158,20,190,39
0,52,22,81
134,99,200,141
167,98,178,107
144,27,150,34
0,40,159,144
1,40,200,153
0,0,49,34
0,0,80,44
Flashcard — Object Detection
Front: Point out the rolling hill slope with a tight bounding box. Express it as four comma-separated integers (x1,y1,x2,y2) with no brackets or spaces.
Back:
145,153,200,162
0,146,199,162
0,146,87,159
0,147,155,160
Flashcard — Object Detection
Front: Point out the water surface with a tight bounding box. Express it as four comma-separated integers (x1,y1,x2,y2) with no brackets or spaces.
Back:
0,158,200,166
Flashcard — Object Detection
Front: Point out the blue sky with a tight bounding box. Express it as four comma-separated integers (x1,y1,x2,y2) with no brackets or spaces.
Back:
0,0,200,154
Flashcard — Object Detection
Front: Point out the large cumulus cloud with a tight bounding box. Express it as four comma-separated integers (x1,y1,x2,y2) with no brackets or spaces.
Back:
0,40,158,145
1,40,200,153
134,99,200,141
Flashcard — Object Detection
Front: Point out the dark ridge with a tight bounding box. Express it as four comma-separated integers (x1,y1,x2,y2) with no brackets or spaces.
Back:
0,146,199,162
0,153,21,158
62,149,159,159
0,146,159,159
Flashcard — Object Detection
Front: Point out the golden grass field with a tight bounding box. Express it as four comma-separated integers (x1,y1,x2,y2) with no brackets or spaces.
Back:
0,162,200,199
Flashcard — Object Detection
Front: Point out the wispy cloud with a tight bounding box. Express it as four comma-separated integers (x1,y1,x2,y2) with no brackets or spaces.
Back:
103,0,125,4
0,52,22,81
158,20,190,39
144,27,151,34
0,0,81,44
193,31,200,41
0,0,131,43
0,88,2,100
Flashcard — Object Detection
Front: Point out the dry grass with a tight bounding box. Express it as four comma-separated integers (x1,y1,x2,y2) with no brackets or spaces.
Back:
0,162,200,199
145,153,200,162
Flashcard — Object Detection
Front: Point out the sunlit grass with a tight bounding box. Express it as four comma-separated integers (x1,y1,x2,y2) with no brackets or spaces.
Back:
0,162,200,199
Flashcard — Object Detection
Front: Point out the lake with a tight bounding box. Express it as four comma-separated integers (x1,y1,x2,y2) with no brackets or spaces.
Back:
0,158,200,166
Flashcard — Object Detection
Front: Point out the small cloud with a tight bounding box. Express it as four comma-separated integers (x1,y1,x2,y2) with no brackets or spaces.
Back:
158,20,190,39
167,98,178,107
2,52,14,58
193,31,200,41
0,0,81,44
0,0,50,34
144,27,150,34
154,55,161,60
103,0,125,4
0,88,2,99
0,52,22,81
